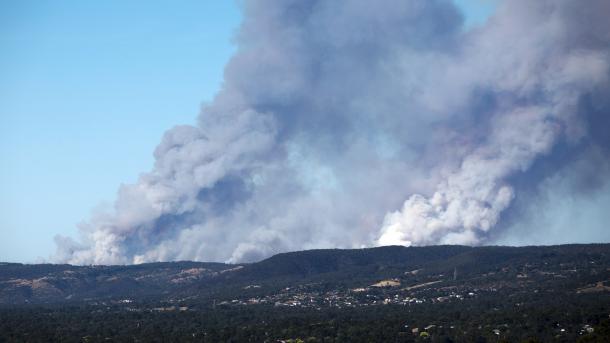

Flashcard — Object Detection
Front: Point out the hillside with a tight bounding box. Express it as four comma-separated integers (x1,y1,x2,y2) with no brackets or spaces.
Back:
1,244,610,342
1,244,609,305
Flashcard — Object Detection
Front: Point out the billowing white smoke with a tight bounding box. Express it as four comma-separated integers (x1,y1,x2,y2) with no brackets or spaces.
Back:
379,1,610,246
379,108,567,246
55,0,610,264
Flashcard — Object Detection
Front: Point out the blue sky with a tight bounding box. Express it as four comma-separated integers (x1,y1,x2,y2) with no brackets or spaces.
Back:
0,1,241,262
0,0,497,263
455,0,498,29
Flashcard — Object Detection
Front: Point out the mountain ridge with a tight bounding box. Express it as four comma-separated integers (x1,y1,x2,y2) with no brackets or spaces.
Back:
1,243,609,305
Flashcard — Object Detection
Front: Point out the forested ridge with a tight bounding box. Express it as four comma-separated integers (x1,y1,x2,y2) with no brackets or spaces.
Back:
1,244,609,342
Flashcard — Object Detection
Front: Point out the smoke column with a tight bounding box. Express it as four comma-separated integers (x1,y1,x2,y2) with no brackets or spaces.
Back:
55,0,610,264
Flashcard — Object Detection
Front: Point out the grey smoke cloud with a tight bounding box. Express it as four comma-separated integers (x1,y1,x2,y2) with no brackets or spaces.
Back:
55,0,610,264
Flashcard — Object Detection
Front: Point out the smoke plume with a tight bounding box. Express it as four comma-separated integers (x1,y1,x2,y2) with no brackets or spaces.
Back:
55,0,610,264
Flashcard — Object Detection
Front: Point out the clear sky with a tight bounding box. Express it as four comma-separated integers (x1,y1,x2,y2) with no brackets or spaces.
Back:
0,0,497,263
